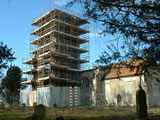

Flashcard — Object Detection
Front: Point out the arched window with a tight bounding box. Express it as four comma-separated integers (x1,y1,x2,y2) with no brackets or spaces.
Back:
117,94,122,106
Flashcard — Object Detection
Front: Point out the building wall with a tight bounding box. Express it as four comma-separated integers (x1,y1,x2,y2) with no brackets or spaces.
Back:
20,86,81,107
19,87,31,106
37,87,69,107
80,67,108,106
80,86,90,106
104,75,146,106
21,67,160,107
53,65,160,107
79,70,94,106
145,68,160,106
20,88,37,106
80,67,160,107
29,91,37,106
37,86,81,107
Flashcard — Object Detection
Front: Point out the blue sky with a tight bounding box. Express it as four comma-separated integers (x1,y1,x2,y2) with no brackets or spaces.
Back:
0,0,110,71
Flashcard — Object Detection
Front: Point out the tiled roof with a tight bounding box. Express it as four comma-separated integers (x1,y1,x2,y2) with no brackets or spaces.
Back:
105,60,143,79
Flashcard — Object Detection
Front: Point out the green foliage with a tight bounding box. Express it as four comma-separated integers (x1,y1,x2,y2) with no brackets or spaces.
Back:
67,0,160,72
0,65,22,104
0,41,15,78
0,42,15,69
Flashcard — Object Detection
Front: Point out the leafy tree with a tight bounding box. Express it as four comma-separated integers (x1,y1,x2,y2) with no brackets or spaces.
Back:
66,0,160,73
0,41,15,78
0,65,22,104
67,1,159,117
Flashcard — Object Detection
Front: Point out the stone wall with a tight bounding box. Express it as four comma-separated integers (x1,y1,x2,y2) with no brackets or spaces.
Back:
20,67,160,107
80,67,108,106
104,75,146,106
145,68,160,106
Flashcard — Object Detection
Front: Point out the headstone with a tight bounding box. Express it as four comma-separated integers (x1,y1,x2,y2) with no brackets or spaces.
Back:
21,103,26,110
53,103,58,108
56,117,64,120
136,85,148,119
32,104,46,120
4,103,10,108
33,102,37,107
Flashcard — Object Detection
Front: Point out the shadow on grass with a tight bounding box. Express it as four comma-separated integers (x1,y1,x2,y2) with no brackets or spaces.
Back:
0,114,160,120
46,115,160,120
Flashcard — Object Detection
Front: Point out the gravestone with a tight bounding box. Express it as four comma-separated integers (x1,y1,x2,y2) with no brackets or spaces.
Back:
4,103,10,109
32,104,46,120
56,117,64,120
33,102,37,107
136,86,148,119
21,103,26,111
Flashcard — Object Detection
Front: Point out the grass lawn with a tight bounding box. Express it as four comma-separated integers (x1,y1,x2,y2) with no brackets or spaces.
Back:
0,106,160,120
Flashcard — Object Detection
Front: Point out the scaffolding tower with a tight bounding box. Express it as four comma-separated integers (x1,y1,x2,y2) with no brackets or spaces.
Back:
22,6,89,89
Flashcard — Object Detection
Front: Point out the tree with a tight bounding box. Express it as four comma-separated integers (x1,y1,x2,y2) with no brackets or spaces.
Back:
0,65,22,104
66,0,160,73
0,41,15,78
67,1,159,118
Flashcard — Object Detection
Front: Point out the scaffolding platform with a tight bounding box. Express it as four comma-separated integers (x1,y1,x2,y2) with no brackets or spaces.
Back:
22,5,89,88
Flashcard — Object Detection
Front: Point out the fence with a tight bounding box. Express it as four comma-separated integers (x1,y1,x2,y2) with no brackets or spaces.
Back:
20,86,81,107
20,86,108,107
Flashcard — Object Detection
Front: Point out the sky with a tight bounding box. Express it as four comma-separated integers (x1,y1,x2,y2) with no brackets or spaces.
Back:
0,0,110,71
